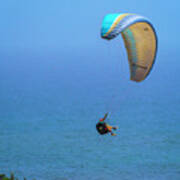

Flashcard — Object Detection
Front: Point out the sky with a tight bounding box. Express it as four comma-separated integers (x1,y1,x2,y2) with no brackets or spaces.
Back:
0,0,180,111
0,0,179,54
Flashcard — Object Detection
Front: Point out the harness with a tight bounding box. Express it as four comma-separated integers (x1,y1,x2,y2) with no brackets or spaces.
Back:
96,122,108,135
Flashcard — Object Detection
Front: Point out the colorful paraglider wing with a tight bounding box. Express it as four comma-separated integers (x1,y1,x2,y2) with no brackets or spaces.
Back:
101,13,157,82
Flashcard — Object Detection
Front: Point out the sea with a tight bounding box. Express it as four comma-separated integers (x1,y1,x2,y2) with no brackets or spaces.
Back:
0,47,180,180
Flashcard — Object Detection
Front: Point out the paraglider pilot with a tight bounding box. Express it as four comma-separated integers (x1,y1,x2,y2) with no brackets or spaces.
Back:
96,113,118,136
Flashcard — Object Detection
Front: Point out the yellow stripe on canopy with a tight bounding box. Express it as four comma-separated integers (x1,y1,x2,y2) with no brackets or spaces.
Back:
104,13,130,37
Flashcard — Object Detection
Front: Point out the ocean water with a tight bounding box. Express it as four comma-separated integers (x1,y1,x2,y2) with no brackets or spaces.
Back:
0,51,180,180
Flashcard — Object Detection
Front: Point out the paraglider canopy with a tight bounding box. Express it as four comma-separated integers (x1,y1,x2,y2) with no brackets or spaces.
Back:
101,13,158,82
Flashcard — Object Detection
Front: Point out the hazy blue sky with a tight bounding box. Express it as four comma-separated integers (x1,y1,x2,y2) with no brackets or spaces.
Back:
0,0,180,107
0,0,179,54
